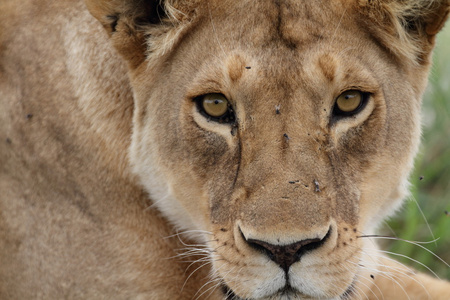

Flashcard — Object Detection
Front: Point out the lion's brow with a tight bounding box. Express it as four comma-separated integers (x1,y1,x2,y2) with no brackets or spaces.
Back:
227,54,247,83
317,54,338,82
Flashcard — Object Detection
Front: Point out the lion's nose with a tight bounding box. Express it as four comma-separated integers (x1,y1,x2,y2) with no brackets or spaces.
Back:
245,228,331,272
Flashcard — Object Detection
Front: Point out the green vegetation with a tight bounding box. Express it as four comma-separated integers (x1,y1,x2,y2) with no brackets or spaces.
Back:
383,24,450,279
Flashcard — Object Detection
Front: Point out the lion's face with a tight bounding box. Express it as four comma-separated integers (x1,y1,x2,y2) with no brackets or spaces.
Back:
110,0,443,299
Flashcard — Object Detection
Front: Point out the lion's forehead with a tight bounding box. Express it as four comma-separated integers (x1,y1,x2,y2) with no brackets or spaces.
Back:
194,0,356,49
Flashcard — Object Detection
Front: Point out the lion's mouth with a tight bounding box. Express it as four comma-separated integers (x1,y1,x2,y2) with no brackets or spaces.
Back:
222,284,240,300
221,279,356,300
221,283,305,299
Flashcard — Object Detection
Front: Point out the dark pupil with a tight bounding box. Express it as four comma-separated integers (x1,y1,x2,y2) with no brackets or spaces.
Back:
214,100,220,104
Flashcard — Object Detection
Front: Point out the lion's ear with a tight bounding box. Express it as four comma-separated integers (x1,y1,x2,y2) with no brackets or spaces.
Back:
84,0,166,69
359,0,450,64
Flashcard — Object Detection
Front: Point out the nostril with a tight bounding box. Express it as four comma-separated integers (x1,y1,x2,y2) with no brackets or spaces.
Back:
295,226,331,259
244,227,332,272
245,238,277,261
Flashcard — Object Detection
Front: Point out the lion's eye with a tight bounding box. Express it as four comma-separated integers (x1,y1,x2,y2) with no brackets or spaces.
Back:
196,93,235,123
202,94,228,117
333,90,367,116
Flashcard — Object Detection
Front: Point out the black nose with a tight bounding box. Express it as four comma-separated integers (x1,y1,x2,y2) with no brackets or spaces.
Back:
245,228,331,272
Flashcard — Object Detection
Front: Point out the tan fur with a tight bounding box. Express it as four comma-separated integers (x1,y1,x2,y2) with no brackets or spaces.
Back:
1,0,449,299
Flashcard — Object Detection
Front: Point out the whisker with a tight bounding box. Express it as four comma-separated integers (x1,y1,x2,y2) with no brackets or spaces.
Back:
194,266,235,300
353,280,370,300
409,193,437,247
348,260,412,300
352,248,432,298
356,278,380,300
165,250,211,260
163,229,214,239
181,259,214,293
194,277,223,300
381,220,398,238
175,247,213,254
145,193,171,210
340,263,377,300
357,235,448,267
376,249,440,279
185,256,215,272
348,244,432,298
357,234,440,245
169,231,218,250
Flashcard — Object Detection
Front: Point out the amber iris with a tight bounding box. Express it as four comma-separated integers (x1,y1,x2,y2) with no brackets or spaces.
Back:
202,94,229,117
335,90,363,113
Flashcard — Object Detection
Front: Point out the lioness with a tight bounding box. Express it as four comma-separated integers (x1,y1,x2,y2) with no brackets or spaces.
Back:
1,0,449,299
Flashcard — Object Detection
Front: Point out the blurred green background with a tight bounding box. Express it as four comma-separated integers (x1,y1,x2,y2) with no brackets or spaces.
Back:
382,24,450,279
